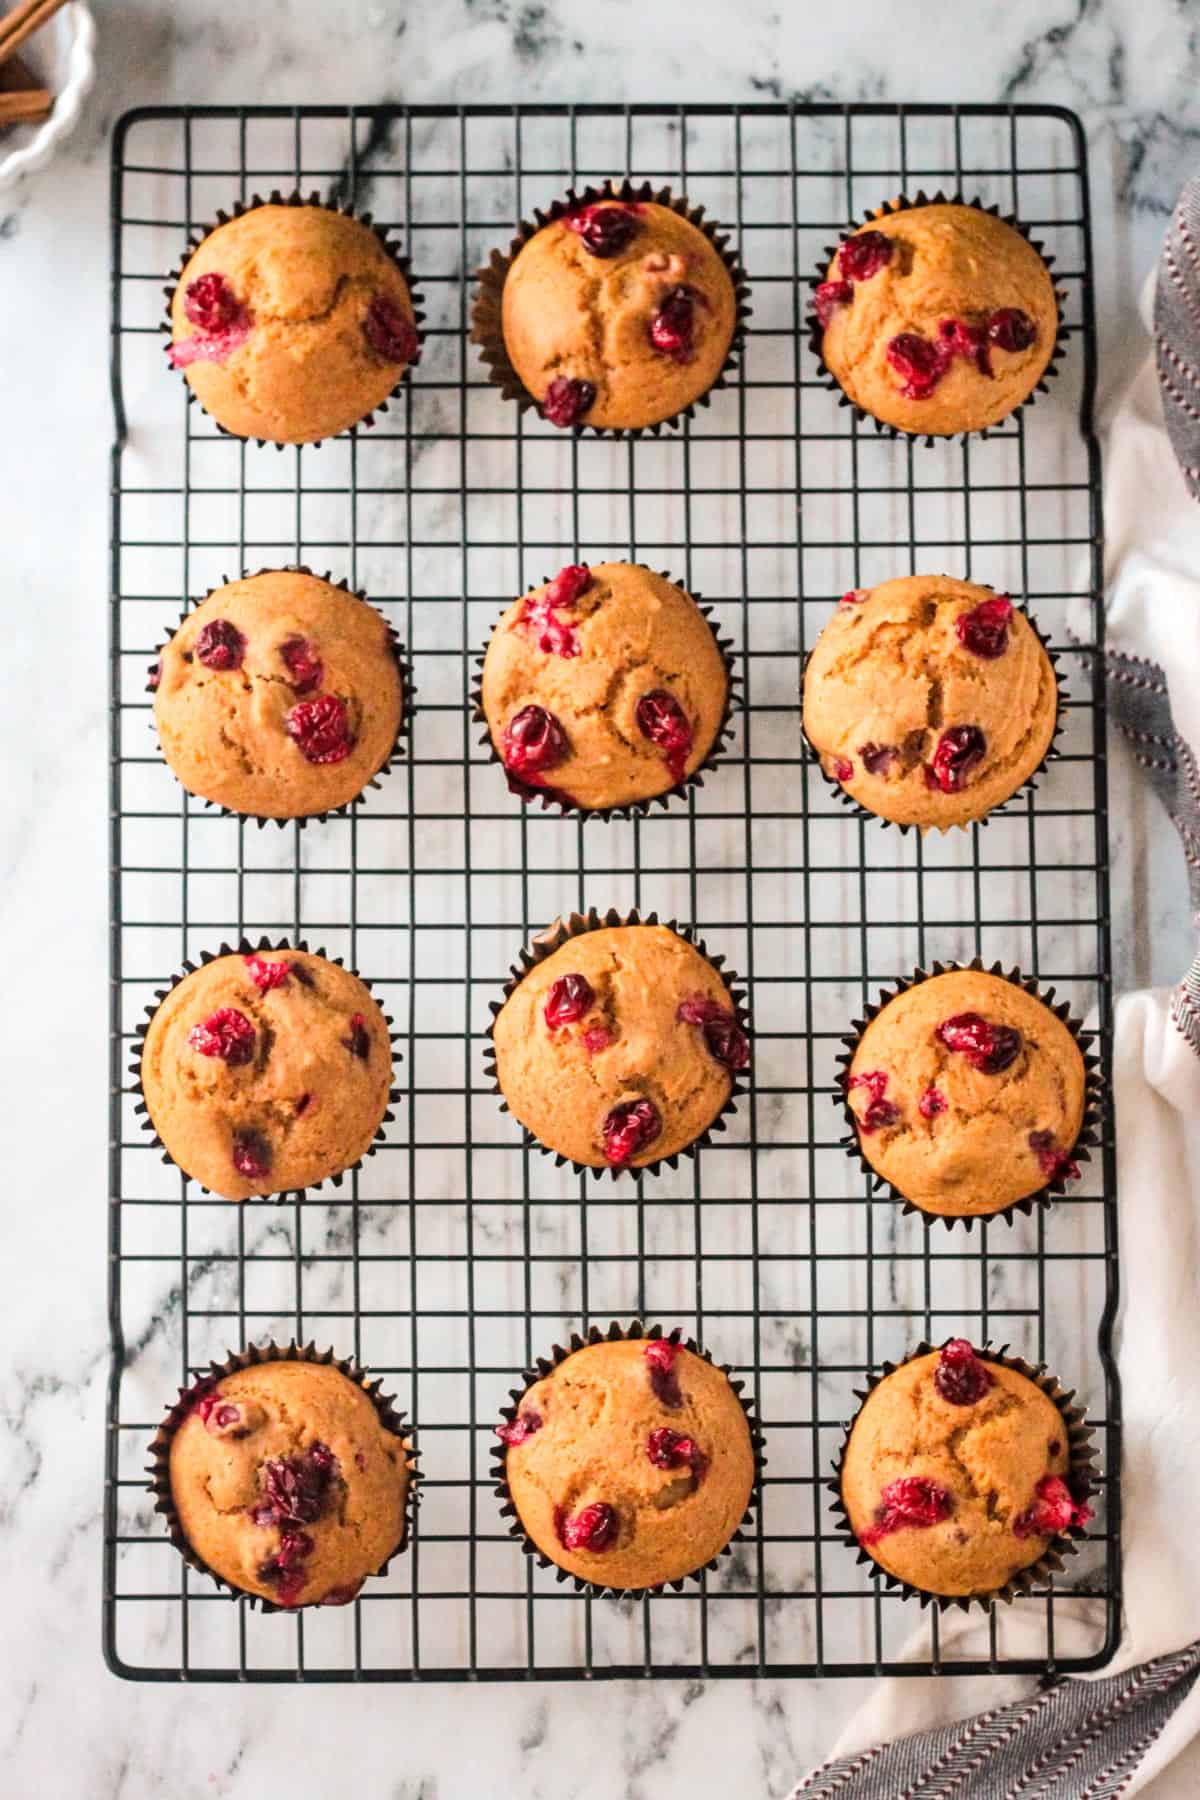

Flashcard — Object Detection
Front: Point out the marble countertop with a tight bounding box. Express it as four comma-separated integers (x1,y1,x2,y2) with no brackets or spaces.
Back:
2,2,1197,1795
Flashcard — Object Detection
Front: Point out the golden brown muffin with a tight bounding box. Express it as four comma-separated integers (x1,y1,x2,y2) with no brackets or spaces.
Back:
815,203,1058,436
802,576,1057,830
168,1360,410,1607
168,203,418,444
141,949,393,1200
500,1336,754,1588
841,1343,1090,1598
845,968,1087,1219
498,196,737,430
153,570,403,821
480,562,729,811
491,922,749,1171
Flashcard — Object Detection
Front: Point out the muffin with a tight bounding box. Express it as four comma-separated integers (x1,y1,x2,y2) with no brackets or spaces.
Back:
152,569,404,821
480,562,730,811
840,1341,1091,1599
140,948,393,1200
167,201,419,444
164,1358,411,1607
844,967,1087,1220
498,1334,755,1589
490,191,739,430
491,920,749,1172
802,576,1058,830
814,201,1058,436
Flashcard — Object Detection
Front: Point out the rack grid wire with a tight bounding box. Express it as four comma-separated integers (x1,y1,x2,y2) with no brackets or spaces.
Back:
106,101,1120,1683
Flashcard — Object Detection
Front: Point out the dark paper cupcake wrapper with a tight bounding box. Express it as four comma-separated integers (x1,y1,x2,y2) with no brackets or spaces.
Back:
161,189,425,449
471,179,752,439
484,906,751,1181
130,935,402,1203
836,958,1105,1232
147,1339,418,1613
491,1319,766,1599
469,566,739,820
829,1339,1098,1612
805,191,1067,444
145,564,415,830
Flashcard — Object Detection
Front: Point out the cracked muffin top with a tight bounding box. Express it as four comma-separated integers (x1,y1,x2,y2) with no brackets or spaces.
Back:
153,569,403,820
815,203,1058,436
141,949,393,1200
491,923,750,1172
499,197,738,430
168,203,419,444
168,1360,411,1607
841,1342,1090,1597
802,575,1058,830
499,1337,755,1589
845,968,1086,1219
480,562,729,811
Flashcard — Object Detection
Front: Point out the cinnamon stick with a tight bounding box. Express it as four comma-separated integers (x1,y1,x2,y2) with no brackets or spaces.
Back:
0,84,51,123
0,0,70,68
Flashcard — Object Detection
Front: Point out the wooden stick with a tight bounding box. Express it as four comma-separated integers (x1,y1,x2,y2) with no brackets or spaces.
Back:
0,0,70,68
0,83,51,122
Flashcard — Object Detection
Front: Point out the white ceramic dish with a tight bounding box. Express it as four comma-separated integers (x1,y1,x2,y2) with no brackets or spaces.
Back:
0,2,95,192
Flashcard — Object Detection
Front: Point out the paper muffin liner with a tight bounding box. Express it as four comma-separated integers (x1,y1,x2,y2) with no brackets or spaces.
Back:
144,564,415,831
147,1339,418,1613
805,191,1067,445
484,906,751,1181
469,566,739,820
471,179,752,439
491,1319,766,1599
829,1339,1098,1612
836,958,1105,1233
161,188,425,449
131,935,402,1203
800,595,1067,835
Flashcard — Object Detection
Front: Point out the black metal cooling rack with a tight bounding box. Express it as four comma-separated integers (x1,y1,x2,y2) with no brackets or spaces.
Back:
106,102,1120,1682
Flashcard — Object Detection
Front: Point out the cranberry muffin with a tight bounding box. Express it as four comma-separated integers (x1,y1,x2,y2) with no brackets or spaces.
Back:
480,562,729,811
491,922,749,1172
844,968,1087,1219
814,202,1058,436
841,1341,1091,1598
140,948,393,1200
152,569,404,820
168,202,419,443
802,576,1058,830
166,1360,411,1607
495,194,738,430
499,1336,755,1589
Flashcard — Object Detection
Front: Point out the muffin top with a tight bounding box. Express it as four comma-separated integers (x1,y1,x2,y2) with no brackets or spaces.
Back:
802,576,1057,830
845,968,1086,1218
499,197,737,430
168,203,418,444
153,569,403,820
842,1342,1089,1597
480,562,729,811
816,203,1058,435
141,949,393,1200
168,1360,410,1607
491,923,749,1171
500,1337,755,1589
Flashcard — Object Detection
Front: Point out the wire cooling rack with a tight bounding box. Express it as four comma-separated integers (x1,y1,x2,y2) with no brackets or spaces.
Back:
106,102,1120,1682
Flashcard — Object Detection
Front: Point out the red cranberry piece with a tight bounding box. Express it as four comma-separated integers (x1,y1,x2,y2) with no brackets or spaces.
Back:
886,331,951,400
495,1407,543,1447
232,1130,271,1181
546,563,592,609
646,1426,706,1480
935,1012,1022,1074
187,1006,256,1066
846,1068,900,1133
602,1097,662,1166
286,693,355,765
502,705,569,781
342,1012,370,1060
583,1025,613,1054
814,279,853,328
837,230,893,283
937,316,992,376
918,1085,947,1120
1013,1474,1091,1540
556,1501,618,1552
544,973,595,1030
924,724,986,794
243,953,292,992
184,273,242,332
933,1339,993,1406
643,1338,683,1409
833,756,854,783
860,1476,953,1546
196,1391,245,1435
636,689,693,784
280,635,324,694
563,202,638,257
1028,1130,1081,1184
988,307,1037,353
521,564,590,657
956,596,1014,659
676,993,751,1072
255,1442,339,1528
648,286,695,361
363,295,419,364
840,589,868,605
542,376,596,428
858,742,897,776
194,618,246,672
258,1528,315,1604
